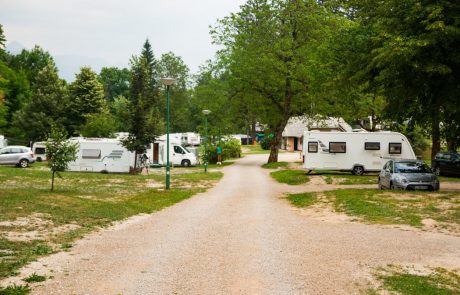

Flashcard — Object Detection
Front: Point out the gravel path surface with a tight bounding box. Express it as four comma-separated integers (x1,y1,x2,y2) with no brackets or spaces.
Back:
8,153,460,294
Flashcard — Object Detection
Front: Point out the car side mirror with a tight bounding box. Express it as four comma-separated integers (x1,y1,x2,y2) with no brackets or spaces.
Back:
384,168,390,173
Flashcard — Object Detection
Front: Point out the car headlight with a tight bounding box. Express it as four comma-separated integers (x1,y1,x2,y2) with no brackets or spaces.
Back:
396,176,408,183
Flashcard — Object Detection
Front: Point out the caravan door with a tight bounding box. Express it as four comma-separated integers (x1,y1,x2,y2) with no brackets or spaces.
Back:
172,145,186,165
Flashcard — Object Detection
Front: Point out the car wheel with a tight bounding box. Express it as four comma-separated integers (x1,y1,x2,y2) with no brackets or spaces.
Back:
390,182,395,190
19,159,29,168
181,160,191,167
434,166,441,176
353,166,364,176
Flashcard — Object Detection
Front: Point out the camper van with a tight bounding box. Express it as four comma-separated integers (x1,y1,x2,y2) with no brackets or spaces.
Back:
68,138,136,173
150,141,197,167
32,142,47,161
302,131,416,175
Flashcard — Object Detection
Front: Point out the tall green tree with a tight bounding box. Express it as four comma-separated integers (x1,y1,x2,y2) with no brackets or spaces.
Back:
9,45,55,87
12,61,68,141
213,0,336,162
341,0,460,158
68,66,106,135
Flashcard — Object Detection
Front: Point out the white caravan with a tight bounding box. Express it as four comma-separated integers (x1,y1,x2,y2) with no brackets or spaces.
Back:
302,131,416,175
32,142,47,161
181,132,201,146
150,141,197,167
68,138,135,173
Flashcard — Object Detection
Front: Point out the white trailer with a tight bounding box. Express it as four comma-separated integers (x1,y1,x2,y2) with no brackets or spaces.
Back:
32,142,47,161
150,140,197,167
68,138,136,173
302,131,416,175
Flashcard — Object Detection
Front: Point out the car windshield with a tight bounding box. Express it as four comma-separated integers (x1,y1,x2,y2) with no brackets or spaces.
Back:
395,162,431,173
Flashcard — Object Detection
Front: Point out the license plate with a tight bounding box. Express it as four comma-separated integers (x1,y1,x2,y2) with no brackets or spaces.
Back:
414,185,427,190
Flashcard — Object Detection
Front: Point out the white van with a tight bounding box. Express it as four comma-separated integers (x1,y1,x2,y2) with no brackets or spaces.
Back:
32,142,47,161
68,138,136,173
149,141,197,167
302,131,416,175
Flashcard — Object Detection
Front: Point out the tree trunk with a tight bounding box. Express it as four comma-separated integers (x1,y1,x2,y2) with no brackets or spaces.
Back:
251,118,257,144
268,119,289,163
431,115,441,160
51,171,55,191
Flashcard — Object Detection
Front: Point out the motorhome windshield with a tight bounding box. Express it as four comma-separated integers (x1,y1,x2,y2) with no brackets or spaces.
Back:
395,162,431,174
183,146,190,153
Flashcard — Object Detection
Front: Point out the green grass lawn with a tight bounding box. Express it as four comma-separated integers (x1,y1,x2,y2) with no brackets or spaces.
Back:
242,145,270,154
0,165,223,280
270,170,309,185
368,266,460,295
310,170,378,185
286,189,459,228
261,162,289,169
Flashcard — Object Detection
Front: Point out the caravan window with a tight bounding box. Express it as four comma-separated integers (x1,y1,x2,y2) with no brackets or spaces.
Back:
389,143,402,154
329,142,346,153
82,149,101,159
308,142,318,153
365,142,380,150
35,147,46,155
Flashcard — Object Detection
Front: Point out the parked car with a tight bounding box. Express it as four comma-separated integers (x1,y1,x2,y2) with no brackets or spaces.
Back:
432,151,460,177
0,146,35,168
378,159,439,191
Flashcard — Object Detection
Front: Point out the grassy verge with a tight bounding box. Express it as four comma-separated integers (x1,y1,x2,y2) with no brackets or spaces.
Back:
242,145,270,154
0,165,223,280
439,176,460,183
262,162,289,169
285,189,459,230
310,170,378,185
286,193,317,207
270,170,309,185
367,266,460,295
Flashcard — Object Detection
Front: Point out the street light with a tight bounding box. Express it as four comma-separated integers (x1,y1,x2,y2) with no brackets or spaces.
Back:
160,77,176,189
202,109,211,173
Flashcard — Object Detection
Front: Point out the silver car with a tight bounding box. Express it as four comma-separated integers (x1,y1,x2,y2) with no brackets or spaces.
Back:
0,146,35,168
378,159,439,191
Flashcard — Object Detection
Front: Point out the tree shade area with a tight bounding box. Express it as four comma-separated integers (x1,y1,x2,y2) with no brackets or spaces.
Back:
0,0,459,160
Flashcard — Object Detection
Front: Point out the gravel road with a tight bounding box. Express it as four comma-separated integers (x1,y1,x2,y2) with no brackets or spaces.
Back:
12,153,460,294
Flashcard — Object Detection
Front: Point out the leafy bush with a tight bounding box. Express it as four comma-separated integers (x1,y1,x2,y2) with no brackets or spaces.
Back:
200,139,242,164
260,136,273,150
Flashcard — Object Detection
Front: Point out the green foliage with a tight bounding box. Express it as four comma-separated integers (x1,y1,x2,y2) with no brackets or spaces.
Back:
200,139,242,164
0,284,31,295
80,112,117,138
23,273,46,283
0,24,5,49
45,125,78,191
111,95,131,132
98,67,130,102
68,66,106,135
9,46,54,87
260,136,273,150
270,170,309,185
11,61,68,141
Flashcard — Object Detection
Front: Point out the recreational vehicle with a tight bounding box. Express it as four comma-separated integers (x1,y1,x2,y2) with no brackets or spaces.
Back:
68,138,136,173
150,141,197,167
302,131,416,175
32,142,47,161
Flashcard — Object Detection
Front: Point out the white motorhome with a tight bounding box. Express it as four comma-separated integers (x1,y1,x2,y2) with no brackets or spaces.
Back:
32,142,47,161
0,135,7,149
302,131,416,175
150,141,197,167
181,132,201,146
68,138,136,173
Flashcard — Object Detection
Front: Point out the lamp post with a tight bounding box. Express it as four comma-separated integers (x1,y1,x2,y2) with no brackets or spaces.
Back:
202,109,211,173
160,77,176,189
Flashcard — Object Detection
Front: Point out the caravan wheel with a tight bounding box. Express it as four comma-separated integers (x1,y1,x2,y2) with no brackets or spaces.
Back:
352,166,364,176
181,160,191,167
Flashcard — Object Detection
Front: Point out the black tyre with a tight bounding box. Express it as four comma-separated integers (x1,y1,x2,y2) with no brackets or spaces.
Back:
353,166,364,176
19,159,29,168
181,159,191,167
390,182,395,190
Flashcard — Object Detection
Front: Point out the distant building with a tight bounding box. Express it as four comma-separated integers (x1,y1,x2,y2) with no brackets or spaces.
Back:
281,116,352,151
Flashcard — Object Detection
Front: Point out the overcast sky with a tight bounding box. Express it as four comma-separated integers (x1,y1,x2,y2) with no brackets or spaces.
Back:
1,0,246,80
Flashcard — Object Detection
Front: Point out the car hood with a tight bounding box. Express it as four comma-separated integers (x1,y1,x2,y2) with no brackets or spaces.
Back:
399,173,435,182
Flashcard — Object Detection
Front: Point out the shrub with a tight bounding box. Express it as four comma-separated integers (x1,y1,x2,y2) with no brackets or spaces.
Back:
200,139,242,164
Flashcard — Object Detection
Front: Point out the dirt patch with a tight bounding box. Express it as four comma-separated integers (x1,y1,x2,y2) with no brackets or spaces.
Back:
308,175,327,186
145,179,163,188
0,213,52,228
